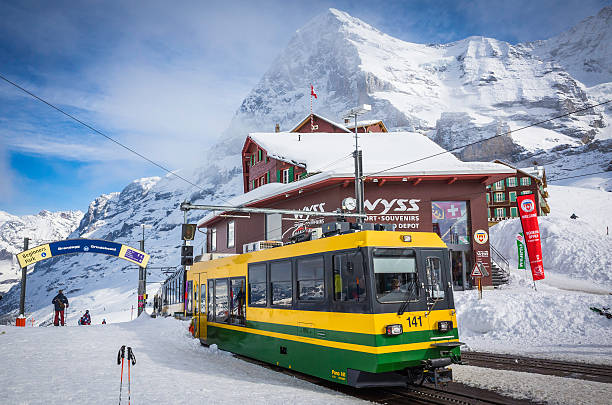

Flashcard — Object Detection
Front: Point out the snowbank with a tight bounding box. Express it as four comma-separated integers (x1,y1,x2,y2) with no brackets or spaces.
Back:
455,286,612,364
490,216,612,290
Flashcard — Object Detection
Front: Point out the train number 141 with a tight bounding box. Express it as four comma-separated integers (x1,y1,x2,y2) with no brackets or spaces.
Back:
407,316,422,327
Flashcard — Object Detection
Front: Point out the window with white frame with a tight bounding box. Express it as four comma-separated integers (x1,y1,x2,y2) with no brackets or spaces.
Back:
495,207,506,217
210,228,217,251
506,177,517,187
494,192,505,202
510,207,518,217
509,191,517,202
520,177,532,186
492,180,505,191
282,169,290,184
227,221,235,248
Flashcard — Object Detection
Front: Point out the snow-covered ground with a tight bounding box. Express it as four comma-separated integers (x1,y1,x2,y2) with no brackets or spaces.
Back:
0,315,367,405
1,313,610,404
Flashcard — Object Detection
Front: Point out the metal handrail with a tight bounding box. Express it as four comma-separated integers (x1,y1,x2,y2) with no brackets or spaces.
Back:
489,244,510,275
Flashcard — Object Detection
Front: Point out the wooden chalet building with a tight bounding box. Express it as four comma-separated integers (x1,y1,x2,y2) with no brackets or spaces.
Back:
201,114,516,290
486,160,550,224
243,114,390,193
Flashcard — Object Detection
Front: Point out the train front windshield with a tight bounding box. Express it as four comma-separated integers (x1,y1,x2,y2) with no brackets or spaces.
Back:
373,248,419,303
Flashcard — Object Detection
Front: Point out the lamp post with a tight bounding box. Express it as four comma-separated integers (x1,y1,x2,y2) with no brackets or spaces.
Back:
137,224,152,316
344,104,371,222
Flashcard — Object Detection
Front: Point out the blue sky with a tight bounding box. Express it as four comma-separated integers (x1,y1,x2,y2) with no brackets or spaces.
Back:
0,0,609,215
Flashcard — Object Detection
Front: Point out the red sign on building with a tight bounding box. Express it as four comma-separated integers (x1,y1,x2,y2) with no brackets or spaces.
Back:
516,194,545,281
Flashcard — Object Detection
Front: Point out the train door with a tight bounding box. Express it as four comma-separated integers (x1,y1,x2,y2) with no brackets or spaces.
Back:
198,273,207,340
421,249,453,315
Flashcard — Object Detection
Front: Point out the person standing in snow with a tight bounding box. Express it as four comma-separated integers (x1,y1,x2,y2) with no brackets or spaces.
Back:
102,319,106,324
52,289,69,326
80,310,91,325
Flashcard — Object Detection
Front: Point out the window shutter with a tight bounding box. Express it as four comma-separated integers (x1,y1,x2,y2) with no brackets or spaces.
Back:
258,149,262,161
276,169,281,183
288,166,294,182
266,171,270,183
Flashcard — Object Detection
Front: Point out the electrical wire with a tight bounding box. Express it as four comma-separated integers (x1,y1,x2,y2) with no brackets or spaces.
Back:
547,170,610,182
366,99,612,177
0,72,208,193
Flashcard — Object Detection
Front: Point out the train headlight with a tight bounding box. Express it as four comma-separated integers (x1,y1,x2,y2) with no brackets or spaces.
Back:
385,324,403,336
438,321,453,333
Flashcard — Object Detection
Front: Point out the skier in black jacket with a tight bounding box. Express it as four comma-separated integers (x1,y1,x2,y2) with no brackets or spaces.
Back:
52,289,69,326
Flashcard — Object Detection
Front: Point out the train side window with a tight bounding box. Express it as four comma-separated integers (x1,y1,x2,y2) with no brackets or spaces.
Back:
193,283,198,314
248,263,267,307
333,251,366,302
297,256,324,301
270,260,292,307
187,280,193,313
425,257,445,300
200,283,206,314
208,282,214,321
215,278,229,322
229,277,246,325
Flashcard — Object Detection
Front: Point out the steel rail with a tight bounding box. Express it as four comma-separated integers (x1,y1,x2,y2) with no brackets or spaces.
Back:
462,351,612,384
180,202,367,218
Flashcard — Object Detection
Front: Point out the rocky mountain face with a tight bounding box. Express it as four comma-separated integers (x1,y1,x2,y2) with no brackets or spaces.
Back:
2,6,611,319
0,210,83,293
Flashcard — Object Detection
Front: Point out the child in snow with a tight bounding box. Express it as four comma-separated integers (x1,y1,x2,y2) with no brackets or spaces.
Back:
80,310,91,325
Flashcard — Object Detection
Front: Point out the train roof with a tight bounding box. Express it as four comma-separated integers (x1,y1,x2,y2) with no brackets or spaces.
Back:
189,230,446,273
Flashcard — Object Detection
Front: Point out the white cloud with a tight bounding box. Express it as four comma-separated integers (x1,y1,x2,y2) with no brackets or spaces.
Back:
0,142,15,204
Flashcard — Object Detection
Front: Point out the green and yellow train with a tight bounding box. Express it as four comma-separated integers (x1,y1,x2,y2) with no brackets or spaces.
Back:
185,229,461,387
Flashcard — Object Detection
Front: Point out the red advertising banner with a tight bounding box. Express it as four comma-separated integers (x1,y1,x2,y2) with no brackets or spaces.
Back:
516,195,545,281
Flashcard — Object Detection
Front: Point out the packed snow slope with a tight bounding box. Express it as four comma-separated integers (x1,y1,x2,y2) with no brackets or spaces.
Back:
0,210,83,293
456,185,612,363
0,316,368,405
2,6,612,322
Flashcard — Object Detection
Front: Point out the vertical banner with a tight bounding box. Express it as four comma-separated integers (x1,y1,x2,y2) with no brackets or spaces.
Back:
516,195,545,281
516,233,526,269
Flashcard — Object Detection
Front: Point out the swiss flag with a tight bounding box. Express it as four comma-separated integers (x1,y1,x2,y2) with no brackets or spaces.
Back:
310,84,317,99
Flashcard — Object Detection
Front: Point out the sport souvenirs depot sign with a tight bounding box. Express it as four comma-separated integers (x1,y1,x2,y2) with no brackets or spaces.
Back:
16,239,150,268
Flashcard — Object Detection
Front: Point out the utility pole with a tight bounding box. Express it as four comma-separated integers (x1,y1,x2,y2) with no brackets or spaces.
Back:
19,237,29,317
345,104,371,222
183,210,189,318
353,114,364,222
137,225,149,316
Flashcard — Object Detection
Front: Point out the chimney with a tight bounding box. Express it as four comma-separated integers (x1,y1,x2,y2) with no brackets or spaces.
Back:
275,123,280,133
344,118,350,125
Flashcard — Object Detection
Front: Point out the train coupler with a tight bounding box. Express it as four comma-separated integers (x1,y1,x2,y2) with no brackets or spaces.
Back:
422,358,453,387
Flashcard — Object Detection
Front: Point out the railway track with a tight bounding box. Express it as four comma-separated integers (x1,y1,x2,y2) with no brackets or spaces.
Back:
461,351,612,384
236,354,537,404
365,383,537,405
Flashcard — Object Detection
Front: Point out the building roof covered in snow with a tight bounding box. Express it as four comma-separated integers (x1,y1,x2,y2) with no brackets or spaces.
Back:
249,131,516,177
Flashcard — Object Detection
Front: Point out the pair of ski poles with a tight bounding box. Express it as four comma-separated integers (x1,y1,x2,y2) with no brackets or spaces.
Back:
117,345,136,405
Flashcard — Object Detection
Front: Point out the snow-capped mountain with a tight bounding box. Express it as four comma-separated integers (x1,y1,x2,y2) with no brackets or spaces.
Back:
532,6,612,88
2,6,611,319
222,7,611,189
0,210,83,293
